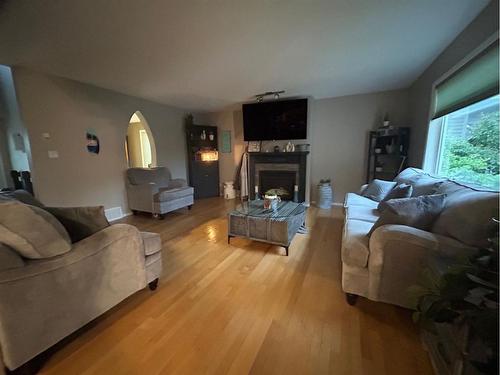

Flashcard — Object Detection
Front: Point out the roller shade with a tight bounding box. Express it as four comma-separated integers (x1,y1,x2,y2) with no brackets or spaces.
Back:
433,41,499,119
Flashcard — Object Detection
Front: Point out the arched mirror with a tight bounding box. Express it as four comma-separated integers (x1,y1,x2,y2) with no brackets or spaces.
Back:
125,111,157,168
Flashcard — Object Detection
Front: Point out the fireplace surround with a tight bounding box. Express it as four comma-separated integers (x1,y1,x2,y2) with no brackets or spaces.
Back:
248,151,309,202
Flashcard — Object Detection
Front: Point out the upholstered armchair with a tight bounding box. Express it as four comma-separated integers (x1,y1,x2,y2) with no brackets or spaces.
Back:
126,167,194,218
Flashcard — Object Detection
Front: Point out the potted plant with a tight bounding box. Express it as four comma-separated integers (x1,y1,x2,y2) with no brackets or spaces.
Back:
410,220,499,374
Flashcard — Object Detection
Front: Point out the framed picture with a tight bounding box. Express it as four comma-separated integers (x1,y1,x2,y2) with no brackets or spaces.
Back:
248,141,261,152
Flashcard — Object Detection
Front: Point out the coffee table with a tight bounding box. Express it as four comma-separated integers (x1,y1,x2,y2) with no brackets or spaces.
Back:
227,200,307,256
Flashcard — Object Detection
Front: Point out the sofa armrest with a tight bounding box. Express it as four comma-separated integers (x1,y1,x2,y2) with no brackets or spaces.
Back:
0,224,147,369
126,182,160,212
358,184,369,195
168,178,188,189
367,225,476,308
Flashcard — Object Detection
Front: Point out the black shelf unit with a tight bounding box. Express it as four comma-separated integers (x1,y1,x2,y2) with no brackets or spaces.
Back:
366,127,410,183
186,125,220,199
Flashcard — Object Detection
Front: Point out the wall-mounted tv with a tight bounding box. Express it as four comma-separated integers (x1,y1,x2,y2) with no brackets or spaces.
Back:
243,98,308,141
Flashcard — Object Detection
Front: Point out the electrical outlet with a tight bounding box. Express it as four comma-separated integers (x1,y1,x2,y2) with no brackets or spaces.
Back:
48,150,59,159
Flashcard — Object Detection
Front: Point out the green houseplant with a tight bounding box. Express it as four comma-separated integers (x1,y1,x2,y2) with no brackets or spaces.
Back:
410,220,499,374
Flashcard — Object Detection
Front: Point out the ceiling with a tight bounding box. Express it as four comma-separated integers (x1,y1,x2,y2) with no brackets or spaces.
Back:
0,0,490,112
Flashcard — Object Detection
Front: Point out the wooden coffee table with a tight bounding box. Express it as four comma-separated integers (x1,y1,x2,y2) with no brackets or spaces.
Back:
227,200,307,256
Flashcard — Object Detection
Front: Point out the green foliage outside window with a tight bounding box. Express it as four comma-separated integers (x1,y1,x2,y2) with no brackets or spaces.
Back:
440,112,499,190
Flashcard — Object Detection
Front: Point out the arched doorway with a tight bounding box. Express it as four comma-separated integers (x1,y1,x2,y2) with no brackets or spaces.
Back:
125,111,157,168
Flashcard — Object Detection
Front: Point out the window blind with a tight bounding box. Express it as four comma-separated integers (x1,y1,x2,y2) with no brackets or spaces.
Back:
433,40,499,119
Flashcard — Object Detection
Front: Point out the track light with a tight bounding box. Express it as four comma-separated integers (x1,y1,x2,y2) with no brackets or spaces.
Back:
254,90,285,102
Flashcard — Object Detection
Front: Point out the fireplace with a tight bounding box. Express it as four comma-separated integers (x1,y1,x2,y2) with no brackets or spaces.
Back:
259,170,296,200
248,151,308,202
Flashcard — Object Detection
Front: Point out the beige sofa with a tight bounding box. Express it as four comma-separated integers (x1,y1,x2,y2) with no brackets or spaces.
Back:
0,195,163,371
342,168,499,308
126,167,194,219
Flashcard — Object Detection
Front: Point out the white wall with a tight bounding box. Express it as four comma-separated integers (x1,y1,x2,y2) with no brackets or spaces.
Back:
310,89,409,203
12,67,188,212
200,89,410,205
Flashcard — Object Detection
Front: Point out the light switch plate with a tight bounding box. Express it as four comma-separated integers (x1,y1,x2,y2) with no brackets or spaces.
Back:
48,150,59,159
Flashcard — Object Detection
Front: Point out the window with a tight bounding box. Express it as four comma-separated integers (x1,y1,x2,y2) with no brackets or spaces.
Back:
425,39,499,189
429,95,499,189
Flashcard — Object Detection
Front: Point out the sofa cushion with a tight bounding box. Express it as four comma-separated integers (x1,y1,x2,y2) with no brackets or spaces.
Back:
394,167,423,185
361,179,397,202
127,167,171,186
141,231,162,256
432,189,499,248
342,219,373,268
345,206,380,223
369,194,446,236
45,206,110,243
154,186,194,202
0,243,25,271
344,193,379,208
411,177,445,197
0,201,71,259
379,184,413,208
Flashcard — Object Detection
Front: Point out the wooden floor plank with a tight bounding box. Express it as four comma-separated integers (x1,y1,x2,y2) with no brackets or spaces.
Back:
37,197,432,375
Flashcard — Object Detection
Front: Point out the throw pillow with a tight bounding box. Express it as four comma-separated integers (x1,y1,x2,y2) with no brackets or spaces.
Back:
378,183,413,210
411,178,444,197
361,179,397,202
45,206,110,243
0,201,71,259
368,194,446,236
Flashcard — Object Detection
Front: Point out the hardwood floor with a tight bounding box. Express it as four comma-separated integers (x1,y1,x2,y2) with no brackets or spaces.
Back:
38,198,432,375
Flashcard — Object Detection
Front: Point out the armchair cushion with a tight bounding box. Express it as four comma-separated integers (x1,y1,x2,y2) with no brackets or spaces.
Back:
344,193,378,208
127,167,171,186
154,186,194,202
45,206,110,243
342,219,373,268
0,201,71,259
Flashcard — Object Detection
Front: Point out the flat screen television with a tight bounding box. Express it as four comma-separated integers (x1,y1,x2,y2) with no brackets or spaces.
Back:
243,98,308,141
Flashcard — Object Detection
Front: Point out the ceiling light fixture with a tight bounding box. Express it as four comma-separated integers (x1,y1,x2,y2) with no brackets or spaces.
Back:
254,90,285,102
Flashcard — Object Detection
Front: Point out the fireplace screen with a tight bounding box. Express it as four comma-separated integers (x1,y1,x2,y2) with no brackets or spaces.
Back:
259,170,296,200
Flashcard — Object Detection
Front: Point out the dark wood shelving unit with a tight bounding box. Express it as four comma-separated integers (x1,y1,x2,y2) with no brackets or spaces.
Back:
366,127,410,183
186,125,220,199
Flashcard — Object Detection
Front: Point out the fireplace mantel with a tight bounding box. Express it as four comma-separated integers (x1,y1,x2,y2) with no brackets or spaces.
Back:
248,151,309,202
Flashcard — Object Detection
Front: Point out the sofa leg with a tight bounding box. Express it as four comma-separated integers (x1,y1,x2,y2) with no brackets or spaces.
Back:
188,205,192,210
152,213,164,220
148,278,159,291
132,210,139,215
345,293,358,306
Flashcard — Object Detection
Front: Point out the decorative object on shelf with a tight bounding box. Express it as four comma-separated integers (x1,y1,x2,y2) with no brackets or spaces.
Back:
196,149,218,162
385,140,396,154
248,141,261,152
223,181,236,200
317,178,332,209
295,144,310,152
221,130,231,153
208,132,214,141
382,113,390,127
285,141,295,152
366,127,410,183
86,128,99,154
409,219,499,375
185,113,194,126
200,130,207,140
273,145,280,153
263,193,280,210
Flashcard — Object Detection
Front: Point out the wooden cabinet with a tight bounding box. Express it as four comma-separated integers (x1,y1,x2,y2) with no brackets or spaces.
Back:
186,125,220,199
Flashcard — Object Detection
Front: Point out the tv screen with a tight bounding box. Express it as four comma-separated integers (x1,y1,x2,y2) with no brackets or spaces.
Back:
243,98,308,141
